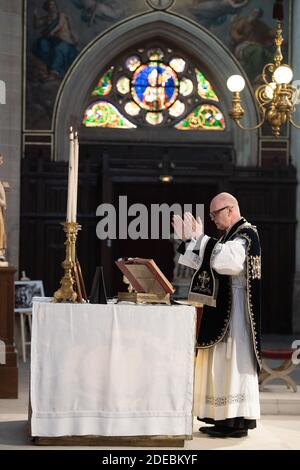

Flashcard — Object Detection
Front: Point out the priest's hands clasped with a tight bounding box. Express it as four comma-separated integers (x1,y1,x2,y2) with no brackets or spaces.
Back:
172,212,203,241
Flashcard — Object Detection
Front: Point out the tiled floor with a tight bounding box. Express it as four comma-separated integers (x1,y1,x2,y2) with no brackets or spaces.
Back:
0,415,300,450
1,336,300,450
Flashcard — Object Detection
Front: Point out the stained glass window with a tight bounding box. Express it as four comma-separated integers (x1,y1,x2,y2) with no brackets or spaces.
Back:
169,100,185,117
147,48,164,61
117,77,130,95
131,62,179,111
175,105,225,130
92,67,113,96
196,68,219,102
179,78,193,96
170,58,186,73
83,46,224,131
146,112,164,125
83,101,136,128
125,101,140,116
126,56,140,72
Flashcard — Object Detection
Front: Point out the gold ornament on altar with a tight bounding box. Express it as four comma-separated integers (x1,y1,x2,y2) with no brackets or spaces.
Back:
53,128,87,303
123,275,134,293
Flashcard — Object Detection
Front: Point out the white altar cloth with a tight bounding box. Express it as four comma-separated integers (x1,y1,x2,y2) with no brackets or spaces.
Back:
30,302,196,437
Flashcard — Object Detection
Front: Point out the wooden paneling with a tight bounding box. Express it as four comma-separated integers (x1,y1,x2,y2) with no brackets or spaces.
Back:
0,266,18,398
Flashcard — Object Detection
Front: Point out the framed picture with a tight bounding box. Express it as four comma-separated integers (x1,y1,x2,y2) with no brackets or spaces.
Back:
14,280,45,312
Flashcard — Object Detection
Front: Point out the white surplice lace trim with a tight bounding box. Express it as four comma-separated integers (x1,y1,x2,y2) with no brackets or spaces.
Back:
205,393,246,407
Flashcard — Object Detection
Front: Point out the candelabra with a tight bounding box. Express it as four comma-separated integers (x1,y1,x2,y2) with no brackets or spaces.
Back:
53,222,85,303
227,13,300,137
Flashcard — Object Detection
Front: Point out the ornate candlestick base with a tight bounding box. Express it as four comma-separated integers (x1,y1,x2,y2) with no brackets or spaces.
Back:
53,222,81,303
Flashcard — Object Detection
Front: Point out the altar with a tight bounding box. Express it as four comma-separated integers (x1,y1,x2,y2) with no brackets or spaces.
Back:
30,301,196,446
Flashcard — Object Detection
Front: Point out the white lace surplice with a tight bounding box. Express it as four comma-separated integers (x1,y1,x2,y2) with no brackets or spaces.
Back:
180,235,260,420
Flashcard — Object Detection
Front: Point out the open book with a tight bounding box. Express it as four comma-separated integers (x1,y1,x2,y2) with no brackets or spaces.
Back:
115,258,174,304
115,258,175,294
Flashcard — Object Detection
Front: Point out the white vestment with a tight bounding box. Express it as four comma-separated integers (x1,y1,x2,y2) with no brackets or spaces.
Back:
179,233,260,421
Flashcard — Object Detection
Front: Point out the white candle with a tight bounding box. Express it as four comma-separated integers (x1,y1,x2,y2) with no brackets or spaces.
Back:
66,128,74,222
72,131,79,223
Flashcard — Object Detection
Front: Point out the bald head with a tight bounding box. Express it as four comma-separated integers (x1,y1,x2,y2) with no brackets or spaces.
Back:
210,192,241,230
211,192,239,210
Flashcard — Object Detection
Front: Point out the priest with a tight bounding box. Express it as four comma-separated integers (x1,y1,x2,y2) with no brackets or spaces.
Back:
173,192,261,438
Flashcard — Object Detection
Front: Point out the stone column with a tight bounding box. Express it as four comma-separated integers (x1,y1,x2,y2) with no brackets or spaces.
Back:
0,0,22,271
291,0,300,333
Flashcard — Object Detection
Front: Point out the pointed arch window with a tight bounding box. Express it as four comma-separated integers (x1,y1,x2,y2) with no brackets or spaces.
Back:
83,46,225,130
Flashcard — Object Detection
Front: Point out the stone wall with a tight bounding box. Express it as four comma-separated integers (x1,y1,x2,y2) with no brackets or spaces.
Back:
0,0,22,271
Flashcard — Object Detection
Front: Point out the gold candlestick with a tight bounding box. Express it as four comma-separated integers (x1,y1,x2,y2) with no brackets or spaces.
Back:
53,222,81,303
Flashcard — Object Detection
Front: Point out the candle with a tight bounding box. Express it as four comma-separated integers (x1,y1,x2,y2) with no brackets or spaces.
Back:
72,131,79,223
66,128,74,222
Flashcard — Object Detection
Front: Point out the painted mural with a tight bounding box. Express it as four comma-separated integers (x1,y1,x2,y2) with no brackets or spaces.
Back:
26,0,141,130
172,0,290,84
25,0,290,131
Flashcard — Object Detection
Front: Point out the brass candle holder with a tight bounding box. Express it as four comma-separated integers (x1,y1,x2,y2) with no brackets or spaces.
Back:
53,222,85,303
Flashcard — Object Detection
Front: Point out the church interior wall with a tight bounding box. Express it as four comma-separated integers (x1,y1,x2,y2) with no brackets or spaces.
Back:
20,146,297,334
0,0,299,333
0,0,22,269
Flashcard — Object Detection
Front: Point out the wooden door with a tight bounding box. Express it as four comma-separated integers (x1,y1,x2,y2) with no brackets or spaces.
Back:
102,180,218,295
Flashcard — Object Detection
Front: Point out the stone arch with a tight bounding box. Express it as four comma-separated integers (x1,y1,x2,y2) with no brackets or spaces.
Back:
53,11,258,165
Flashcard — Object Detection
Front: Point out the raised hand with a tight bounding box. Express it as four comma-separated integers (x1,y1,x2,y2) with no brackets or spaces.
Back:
172,212,203,240
172,214,186,240
185,212,203,239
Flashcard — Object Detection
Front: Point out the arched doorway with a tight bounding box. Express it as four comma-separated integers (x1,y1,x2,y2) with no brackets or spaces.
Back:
51,11,260,296
53,11,259,165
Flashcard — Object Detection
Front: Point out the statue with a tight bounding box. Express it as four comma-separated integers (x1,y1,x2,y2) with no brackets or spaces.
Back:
0,154,9,265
